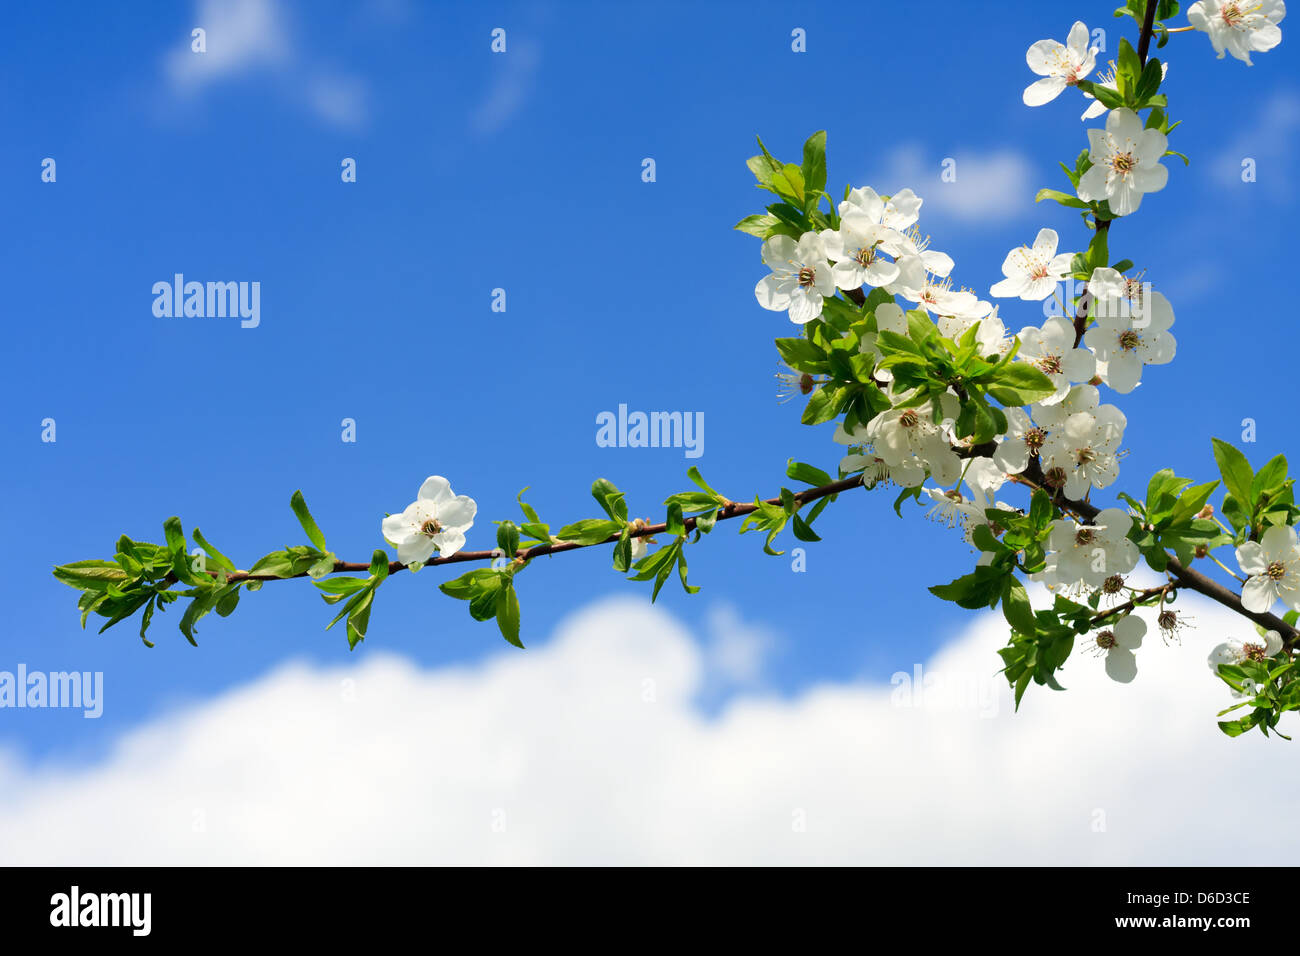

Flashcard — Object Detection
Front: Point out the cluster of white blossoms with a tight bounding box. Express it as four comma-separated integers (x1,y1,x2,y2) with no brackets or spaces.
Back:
757,13,1287,690
1041,507,1141,590
754,186,954,325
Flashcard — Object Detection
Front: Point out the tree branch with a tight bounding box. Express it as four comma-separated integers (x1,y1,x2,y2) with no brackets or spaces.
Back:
216,475,867,585
1137,0,1161,64
1019,459,1299,650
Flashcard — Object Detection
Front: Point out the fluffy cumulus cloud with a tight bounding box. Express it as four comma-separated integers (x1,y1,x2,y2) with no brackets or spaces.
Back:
0,595,1294,865
871,145,1038,224
1209,90,1300,200
163,0,367,128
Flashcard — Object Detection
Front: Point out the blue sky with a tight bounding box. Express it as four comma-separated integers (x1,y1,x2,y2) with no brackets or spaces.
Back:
2,0,1297,770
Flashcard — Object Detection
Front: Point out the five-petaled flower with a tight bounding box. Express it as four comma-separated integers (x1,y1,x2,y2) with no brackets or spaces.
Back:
754,233,837,324
1236,525,1300,612
1084,267,1177,393
1188,0,1286,65
989,228,1074,301
382,476,478,568
1016,316,1097,404
1077,108,1169,217
821,216,908,291
1023,20,1099,106
1047,507,1140,589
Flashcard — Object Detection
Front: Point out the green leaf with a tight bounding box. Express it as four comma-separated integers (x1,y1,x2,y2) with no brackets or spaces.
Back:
290,490,328,552
1035,188,1090,209
591,479,628,523
800,130,827,199
1212,438,1254,508
801,385,842,425
985,363,1056,407
191,528,236,572
53,560,130,592
787,459,833,487
1250,454,1288,503
439,568,501,600
774,336,827,372
734,213,781,238
163,516,186,556
1002,578,1035,635
496,583,523,648
1168,480,1220,528
555,518,623,546
613,529,634,572
517,488,541,524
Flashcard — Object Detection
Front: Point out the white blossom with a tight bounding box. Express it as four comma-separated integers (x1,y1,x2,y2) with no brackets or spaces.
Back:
1207,631,1285,697
1038,406,1127,499
1023,21,1099,106
1084,268,1177,393
1077,108,1169,217
990,228,1074,301
865,396,962,488
821,216,908,291
755,232,836,324
1016,316,1097,404
1236,525,1300,612
1092,615,1146,683
1047,507,1140,589
992,407,1048,475
381,476,478,567
838,185,923,232
1188,0,1286,64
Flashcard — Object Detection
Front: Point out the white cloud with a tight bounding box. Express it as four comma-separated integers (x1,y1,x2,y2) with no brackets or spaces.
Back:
868,144,1038,223
162,0,367,129
471,38,542,136
164,0,290,90
0,594,1293,865
1208,90,1300,200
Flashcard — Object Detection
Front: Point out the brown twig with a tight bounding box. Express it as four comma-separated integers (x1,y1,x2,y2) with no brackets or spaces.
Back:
218,475,867,584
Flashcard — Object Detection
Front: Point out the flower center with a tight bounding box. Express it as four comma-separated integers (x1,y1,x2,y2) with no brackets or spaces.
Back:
1044,466,1067,489
1024,427,1047,453
1158,610,1178,631
1242,641,1267,662
797,265,817,288
1267,560,1287,581
898,410,920,429
1103,574,1125,594
1096,630,1117,650
1075,446,1096,466
1075,528,1094,546
1110,151,1137,176
854,247,877,267
420,518,443,537
1118,330,1141,351
1038,354,1063,375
